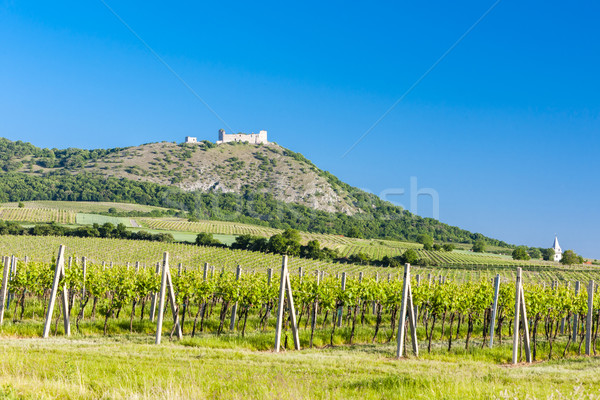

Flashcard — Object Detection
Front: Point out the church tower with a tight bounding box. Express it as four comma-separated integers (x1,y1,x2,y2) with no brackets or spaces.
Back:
552,236,562,262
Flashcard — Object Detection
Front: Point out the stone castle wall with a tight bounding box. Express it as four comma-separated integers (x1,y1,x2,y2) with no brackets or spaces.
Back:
217,130,268,145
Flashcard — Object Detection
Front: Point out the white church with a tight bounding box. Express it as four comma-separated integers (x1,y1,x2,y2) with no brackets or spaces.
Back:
552,236,562,262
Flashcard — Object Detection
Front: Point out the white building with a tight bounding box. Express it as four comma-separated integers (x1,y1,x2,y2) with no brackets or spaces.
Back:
185,136,198,143
216,129,268,145
552,236,562,262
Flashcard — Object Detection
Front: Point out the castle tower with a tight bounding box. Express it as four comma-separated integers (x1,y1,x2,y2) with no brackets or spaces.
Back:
552,236,562,262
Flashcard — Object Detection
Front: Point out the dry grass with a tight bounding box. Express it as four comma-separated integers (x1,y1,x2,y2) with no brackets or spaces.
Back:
2,336,600,399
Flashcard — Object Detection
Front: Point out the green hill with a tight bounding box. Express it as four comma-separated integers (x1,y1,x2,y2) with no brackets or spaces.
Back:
0,137,509,246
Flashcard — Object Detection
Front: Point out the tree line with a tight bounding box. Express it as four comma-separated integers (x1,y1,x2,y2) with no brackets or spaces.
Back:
197,229,439,268
0,170,509,247
0,221,174,242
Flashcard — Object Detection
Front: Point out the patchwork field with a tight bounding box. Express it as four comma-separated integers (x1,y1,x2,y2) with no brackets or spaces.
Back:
0,201,583,276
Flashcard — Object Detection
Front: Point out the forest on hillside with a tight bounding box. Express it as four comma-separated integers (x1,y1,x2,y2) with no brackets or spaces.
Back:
0,169,507,246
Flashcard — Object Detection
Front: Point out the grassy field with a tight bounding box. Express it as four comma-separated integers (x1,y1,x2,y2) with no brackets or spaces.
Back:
1,294,599,399
75,213,135,227
1,335,600,399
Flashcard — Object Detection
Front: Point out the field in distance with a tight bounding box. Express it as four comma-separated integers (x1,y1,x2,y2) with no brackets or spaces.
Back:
0,234,597,284
0,201,569,270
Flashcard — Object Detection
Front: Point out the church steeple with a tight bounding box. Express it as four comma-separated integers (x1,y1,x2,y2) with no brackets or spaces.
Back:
552,236,562,262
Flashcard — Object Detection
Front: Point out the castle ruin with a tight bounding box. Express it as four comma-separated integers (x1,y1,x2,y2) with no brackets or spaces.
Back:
185,129,269,145
217,129,268,145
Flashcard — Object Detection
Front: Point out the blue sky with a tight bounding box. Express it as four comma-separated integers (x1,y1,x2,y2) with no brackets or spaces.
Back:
1,1,598,257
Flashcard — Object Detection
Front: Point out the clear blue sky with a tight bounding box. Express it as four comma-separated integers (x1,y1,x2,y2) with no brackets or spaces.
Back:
1,1,598,257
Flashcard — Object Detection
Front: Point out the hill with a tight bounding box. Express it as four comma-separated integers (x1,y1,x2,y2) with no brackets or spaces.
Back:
0,137,509,246
0,139,359,213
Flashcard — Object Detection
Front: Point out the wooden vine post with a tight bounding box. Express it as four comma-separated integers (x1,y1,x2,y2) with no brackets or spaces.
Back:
274,255,300,352
585,279,594,356
229,265,242,330
396,263,418,359
43,245,71,338
511,267,531,364
573,281,581,341
7,256,17,308
149,262,161,322
489,274,500,347
203,263,209,280
413,274,420,320
372,273,379,314
155,252,183,345
0,256,10,325
310,269,320,348
337,272,346,327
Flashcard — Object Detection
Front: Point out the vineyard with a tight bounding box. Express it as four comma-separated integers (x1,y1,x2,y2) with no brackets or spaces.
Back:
136,218,564,269
1,246,600,367
0,235,598,284
0,207,75,224
139,217,282,238
1,212,599,398
0,203,572,271
0,201,168,214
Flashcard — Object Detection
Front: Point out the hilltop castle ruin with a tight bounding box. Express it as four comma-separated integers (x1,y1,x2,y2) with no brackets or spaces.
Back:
217,129,268,145
185,129,268,145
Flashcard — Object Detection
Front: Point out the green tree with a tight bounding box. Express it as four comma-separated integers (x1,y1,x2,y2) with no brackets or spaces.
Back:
346,226,363,239
528,248,542,259
442,243,455,252
512,246,531,260
268,232,300,256
400,249,419,265
541,248,555,261
195,232,221,246
417,234,434,250
560,250,582,265
301,240,321,259
17,201,24,208
350,252,370,265
282,228,301,243
472,240,486,253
